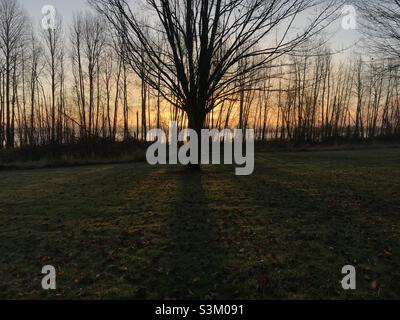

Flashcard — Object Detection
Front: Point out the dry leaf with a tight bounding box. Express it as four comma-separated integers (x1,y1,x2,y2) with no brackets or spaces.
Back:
370,280,379,290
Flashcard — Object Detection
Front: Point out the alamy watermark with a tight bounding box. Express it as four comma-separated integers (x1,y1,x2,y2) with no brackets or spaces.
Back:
41,5,57,30
41,265,56,290
146,122,255,176
341,265,356,290
341,5,357,30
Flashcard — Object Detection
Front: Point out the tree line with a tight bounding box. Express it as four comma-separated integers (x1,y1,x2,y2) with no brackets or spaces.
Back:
0,0,399,150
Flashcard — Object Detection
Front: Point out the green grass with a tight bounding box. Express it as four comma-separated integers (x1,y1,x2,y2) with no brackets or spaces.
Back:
0,147,399,299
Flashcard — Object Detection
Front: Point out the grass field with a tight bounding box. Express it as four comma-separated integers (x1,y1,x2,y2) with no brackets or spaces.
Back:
0,147,399,299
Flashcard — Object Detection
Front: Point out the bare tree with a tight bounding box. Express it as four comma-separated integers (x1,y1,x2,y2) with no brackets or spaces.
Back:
71,12,106,138
357,0,400,64
28,30,42,146
83,13,106,137
0,0,26,148
90,0,340,164
42,15,63,143
0,0,398,151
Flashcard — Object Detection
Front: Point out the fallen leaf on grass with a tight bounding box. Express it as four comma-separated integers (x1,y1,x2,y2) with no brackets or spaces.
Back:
369,280,379,291
378,249,392,258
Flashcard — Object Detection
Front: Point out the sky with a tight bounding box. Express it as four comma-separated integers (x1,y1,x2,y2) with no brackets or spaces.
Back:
24,0,362,55
22,0,363,122
25,0,89,25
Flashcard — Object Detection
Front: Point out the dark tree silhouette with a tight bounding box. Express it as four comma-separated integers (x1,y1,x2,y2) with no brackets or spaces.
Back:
357,0,400,63
0,0,26,148
90,0,341,145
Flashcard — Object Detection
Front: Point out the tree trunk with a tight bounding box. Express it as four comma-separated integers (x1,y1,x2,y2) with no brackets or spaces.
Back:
187,108,206,172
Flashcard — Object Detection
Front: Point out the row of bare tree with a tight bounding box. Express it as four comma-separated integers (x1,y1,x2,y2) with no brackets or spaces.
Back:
238,49,400,143
0,0,399,149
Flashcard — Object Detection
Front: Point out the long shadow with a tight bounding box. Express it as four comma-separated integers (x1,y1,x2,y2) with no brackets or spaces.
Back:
229,157,400,298
161,168,227,299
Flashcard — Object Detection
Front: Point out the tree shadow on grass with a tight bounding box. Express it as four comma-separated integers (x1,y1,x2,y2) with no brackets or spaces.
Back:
161,168,227,299
229,163,400,299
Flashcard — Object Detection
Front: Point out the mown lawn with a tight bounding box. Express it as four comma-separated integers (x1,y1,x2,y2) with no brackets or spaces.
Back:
0,147,399,299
